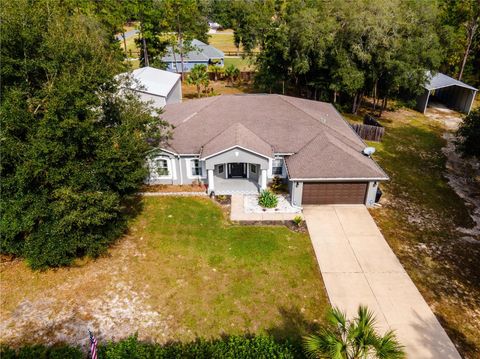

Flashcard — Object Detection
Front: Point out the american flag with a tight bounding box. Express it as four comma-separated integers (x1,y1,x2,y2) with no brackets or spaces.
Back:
88,330,98,359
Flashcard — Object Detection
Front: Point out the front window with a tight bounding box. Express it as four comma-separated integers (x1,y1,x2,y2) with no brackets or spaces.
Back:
272,159,283,175
191,159,202,176
250,164,257,173
156,159,169,176
218,164,224,174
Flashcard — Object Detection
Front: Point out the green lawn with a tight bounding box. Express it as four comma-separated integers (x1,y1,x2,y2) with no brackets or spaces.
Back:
1,197,328,347
136,197,328,339
363,108,480,358
208,32,239,53
224,57,255,71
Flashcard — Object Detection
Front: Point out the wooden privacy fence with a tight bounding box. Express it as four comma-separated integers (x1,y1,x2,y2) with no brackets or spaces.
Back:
351,123,384,142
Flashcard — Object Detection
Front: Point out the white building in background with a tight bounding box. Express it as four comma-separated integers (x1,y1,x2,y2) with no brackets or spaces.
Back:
118,67,182,109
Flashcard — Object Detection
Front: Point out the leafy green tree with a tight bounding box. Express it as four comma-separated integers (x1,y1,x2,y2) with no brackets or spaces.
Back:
456,109,480,158
224,64,240,86
186,64,210,97
438,0,479,83
0,0,170,268
157,0,209,77
303,306,405,359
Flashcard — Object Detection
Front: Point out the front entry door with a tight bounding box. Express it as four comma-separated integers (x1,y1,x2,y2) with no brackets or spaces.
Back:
228,163,246,178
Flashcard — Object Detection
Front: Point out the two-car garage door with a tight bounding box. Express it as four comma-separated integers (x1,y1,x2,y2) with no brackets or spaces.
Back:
302,182,368,205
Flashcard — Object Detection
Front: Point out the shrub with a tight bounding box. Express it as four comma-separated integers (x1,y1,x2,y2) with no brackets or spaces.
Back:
0,344,83,359
258,190,278,208
270,176,283,193
456,109,480,158
293,215,303,227
1,335,299,359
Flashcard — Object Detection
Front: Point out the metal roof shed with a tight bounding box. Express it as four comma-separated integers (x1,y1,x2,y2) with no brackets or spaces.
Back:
416,72,478,114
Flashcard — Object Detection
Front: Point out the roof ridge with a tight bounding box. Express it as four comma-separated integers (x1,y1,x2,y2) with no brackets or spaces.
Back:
291,131,326,157
324,133,390,179
278,95,362,146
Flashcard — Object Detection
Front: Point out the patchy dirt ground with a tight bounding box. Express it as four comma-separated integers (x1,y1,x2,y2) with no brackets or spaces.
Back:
0,237,170,350
1,197,328,351
364,104,480,358
426,103,480,238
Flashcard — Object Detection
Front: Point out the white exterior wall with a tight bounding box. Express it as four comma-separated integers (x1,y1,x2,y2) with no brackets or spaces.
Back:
166,79,182,105
137,92,167,109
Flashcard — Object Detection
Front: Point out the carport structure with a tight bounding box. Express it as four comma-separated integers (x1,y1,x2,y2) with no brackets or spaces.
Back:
416,72,477,114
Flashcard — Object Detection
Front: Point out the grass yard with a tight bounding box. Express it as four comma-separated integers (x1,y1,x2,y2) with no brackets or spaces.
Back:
363,107,480,358
208,32,239,53
224,57,255,71
0,197,328,348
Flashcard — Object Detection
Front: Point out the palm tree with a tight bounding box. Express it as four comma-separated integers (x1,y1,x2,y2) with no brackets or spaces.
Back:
303,306,405,359
224,64,240,86
186,64,209,98
208,64,224,81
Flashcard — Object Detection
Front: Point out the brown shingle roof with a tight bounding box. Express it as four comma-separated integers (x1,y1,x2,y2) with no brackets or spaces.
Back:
200,123,273,158
285,132,387,179
162,94,388,180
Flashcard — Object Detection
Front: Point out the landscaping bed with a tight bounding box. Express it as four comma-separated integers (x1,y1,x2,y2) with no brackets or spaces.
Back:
140,184,206,193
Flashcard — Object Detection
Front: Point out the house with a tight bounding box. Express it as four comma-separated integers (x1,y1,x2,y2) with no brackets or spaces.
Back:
208,22,221,34
162,39,224,73
119,67,182,108
146,94,389,206
416,72,477,114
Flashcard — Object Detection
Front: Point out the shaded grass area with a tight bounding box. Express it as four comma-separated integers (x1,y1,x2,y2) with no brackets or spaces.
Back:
363,108,480,358
1,197,327,347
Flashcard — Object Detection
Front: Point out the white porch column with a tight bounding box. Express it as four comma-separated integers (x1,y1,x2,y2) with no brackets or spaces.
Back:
208,169,215,193
260,169,267,190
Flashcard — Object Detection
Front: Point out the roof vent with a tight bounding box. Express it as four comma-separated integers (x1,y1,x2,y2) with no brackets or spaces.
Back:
362,147,376,157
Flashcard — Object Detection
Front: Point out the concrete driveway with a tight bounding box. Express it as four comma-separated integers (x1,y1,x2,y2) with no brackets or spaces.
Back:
303,205,461,359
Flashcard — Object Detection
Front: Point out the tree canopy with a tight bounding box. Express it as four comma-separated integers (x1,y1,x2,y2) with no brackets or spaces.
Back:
0,0,170,268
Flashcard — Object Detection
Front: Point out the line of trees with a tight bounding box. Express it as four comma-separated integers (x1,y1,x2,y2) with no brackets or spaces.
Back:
208,0,479,114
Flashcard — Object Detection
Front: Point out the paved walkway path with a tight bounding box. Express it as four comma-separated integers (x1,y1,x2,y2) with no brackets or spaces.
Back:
303,205,461,359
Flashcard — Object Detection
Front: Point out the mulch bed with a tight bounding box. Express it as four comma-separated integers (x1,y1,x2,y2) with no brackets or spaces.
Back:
141,184,206,193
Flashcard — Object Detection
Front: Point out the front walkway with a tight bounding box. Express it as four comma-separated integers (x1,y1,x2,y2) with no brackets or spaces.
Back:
303,205,461,359
215,177,259,195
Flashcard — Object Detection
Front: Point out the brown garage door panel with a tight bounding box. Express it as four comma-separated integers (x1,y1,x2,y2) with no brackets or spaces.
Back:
302,182,368,204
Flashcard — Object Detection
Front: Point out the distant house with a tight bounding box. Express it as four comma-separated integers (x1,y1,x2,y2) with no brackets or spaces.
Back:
208,22,221,34
118,67,182,108
416,72,477,114
162,39,224,73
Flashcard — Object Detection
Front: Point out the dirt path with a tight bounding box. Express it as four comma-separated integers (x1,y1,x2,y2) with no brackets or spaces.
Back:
425,103,480,239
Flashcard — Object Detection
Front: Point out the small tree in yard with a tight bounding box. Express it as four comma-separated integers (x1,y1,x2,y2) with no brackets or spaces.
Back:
303,306,405,359
456,109,480,158
225,64,240,86
186,64,209,98
209,64,224,81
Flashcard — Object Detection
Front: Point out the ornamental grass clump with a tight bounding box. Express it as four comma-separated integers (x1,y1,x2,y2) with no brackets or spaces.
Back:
258,190,278,208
